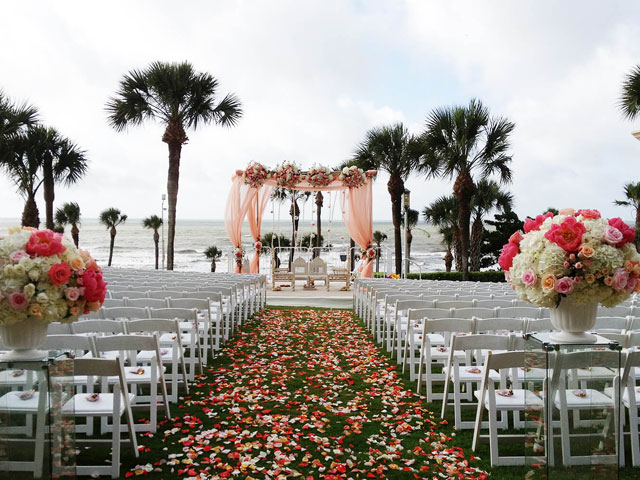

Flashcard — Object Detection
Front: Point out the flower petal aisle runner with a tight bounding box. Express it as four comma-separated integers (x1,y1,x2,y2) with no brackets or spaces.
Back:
126,309,487,479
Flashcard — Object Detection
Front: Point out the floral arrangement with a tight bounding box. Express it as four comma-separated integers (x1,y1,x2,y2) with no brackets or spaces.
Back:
275,162,302,188
386,273,400,280
242,161,270,188
305,165,334,187
498,209,640,308
361,245,377,260
234,246,244,269
254,241,262,253
339,166,366,188
0,227,107,326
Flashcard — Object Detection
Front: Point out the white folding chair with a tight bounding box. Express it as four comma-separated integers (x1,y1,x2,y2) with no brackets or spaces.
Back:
149,308,202,379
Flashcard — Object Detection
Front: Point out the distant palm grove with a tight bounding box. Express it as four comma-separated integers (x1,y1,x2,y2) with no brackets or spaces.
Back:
2,60,640,271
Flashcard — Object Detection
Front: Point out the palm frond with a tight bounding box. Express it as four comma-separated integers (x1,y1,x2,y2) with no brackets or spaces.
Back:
619,65,640,120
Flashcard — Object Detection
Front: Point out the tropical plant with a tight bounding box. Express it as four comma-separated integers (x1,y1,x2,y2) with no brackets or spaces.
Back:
614,181,640,249
14,126,88,230
55,201,82,247
204,245,223,272
423,195,459,272
619,65,640,120
372,230,387,273
99,208,127,267
106,61,242,270
0,91,38,162
142,214,163,269
418,99,515,280
400,208,420,264
0,130,43,227
352,123,421,274
300,233,324,248
469,179,513,271
261,232,291,269
480,210,524,269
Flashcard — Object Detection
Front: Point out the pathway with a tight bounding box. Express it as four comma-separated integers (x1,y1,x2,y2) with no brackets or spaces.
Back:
124,309,487,479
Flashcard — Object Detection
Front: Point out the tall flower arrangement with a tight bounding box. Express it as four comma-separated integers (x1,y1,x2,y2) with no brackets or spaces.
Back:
0,228,107,325
275,162,302,188
499,209,640,308
339,166,366,188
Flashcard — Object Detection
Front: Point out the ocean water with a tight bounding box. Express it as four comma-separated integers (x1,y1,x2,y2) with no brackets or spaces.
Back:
0,218,447,274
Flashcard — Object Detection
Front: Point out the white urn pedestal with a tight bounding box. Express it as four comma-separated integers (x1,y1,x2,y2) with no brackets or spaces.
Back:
0,317,48,360
549,298,598,344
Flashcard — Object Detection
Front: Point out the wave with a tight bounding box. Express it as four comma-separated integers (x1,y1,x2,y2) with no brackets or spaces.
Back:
177,249,199,254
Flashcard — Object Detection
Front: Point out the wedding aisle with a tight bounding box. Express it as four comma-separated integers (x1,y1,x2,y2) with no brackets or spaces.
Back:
123,308,487,479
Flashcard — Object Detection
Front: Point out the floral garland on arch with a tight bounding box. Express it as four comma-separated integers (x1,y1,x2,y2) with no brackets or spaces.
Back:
254,241,262,253
0,228,106,326
275,162,302,188
234,247,244,269
361,244,377,260
498,208,640,308
339,166,366,188
305,165,334,188
242,161,270,188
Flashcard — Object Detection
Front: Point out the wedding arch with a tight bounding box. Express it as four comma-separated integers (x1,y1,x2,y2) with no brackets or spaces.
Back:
224,162,376,278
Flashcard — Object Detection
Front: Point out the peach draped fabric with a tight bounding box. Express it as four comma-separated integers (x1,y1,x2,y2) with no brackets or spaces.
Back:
247,185,273,273
225,170,376,278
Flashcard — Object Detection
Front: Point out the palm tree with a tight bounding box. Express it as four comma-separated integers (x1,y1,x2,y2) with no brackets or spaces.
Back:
0,131,43,227
314,191,323,259
142,215,163,269
352,123,421,274
0,91,38,162
106,61,242,270
423,195,459,272
204,245,223,272
99,208,127,267
619,65,640,120
418,99,514,280
261,232,291,268
614,182,640,249
55,202,81,247
372,230,387,273
469,179,513,271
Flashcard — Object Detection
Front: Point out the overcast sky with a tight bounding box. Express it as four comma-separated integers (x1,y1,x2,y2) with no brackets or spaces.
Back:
2,0,640,223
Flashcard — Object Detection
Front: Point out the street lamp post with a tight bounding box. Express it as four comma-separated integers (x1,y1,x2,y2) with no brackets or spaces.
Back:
403,189,410,278
161,194,166,270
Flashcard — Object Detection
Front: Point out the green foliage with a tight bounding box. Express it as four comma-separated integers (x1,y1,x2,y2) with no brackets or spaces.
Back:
142,214,163,230
619,64,640,120
480,210,524,269
55,202,81,226
374,271,507,282
545,206,559,215
299,233,324,248
99,207,127,229
372,230,387,246
204,245,223,260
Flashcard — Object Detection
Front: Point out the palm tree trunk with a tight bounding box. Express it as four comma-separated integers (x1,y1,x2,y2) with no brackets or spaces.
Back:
166,141,182,271
71,223,79,248
153,230,160,269
289,198,300,268
470,215,483,272
108,227,116,267
444,248,453,272
43,157,55,230
388,173,404,275
453,172,474,280
211,260,216,272
314,192,323,259
22,194,40,228
453,226,463,272
375,243,381,273
407,229,413,263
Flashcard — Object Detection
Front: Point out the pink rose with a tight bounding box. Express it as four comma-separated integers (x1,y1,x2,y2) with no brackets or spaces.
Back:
65,287,81,302
612,268,629,291
48,262,72,286
524,212,554,233
554,276,574,295
608,218,636,247
521,269,537,287
498,242,519,271
25,230,66,257
602,226,623,246
509,231,524,245
80,269,107,304
9,250,27,264
575,209,601,219
626,276,638,292
7,292,28,310
544,216,586,251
